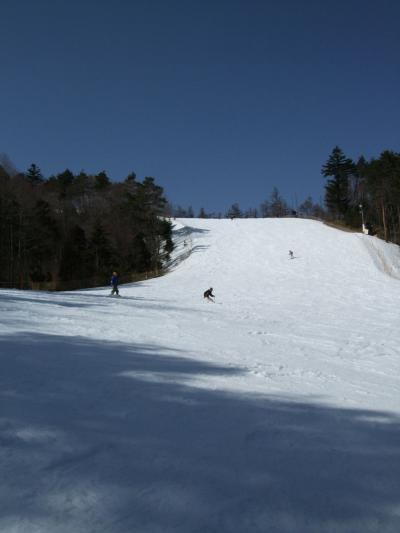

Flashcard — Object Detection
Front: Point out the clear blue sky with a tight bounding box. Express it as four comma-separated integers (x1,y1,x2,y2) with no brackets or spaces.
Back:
1,0,400,213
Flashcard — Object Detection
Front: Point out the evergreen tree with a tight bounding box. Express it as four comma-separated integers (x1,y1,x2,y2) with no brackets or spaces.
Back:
125,171,137,183
128,233,151,272
27,200,60,281
0,190,21,284
159,219,174,261
363,151,400,241
26,163,43,185
56,169,75,198
322,146,355,218
226,203,242,218
59,225,90,281
89,221,114,277
95,170,111,191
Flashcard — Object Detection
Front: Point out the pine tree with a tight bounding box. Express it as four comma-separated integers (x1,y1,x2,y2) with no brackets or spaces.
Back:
89,221,114,277
159,219,174,261
128,233,151,272
125,171,137,183
27,200,60,281
59,225,91,282
226,203,242,218
322,146,355,218
56,169,75,198
95,171,111,191
26,163,44,185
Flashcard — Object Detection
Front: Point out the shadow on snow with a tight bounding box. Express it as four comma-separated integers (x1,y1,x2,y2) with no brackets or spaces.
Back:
0,332,399,533
0,292,205,315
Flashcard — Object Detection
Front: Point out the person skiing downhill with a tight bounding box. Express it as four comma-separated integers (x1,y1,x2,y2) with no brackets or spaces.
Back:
203,287,215,302
110,271,119,296
289,250,294,259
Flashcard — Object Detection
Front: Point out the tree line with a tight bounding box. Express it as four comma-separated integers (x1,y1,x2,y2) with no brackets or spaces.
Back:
170,145,400,247
322,146,400,242
169,188,324,220
0,161,173,290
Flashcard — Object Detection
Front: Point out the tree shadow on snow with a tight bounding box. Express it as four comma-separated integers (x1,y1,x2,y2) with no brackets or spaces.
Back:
0,293,94,309
0,292,204,316
191,244,209,253
178,225,210,235
0,332,399,533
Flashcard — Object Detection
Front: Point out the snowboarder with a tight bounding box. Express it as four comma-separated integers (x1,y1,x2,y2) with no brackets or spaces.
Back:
110,271,120,296
289,250,294,259
203,287,215,302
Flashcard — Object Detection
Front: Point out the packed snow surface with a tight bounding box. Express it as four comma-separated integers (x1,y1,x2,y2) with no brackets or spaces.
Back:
1,218,400,532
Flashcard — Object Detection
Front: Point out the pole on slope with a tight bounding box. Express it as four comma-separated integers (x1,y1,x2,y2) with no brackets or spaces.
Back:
359,204,367,234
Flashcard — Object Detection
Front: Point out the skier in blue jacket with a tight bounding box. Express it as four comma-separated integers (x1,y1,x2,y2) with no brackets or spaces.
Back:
110,271,119,296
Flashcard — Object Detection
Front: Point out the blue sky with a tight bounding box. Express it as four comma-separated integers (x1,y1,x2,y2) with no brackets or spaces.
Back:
1,0,400,213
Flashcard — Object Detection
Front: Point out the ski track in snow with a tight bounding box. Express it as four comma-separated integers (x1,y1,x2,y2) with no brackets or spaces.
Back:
1,218,400,533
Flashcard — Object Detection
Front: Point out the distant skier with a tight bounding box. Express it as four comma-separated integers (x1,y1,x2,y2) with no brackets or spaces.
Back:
289,250,294,259
203,287,215,302
110,271,120,296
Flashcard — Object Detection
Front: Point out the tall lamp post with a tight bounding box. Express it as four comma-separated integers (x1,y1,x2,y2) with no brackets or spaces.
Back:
359,204,366,233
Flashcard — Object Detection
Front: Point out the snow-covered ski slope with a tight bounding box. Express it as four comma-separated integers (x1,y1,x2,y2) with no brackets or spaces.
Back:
1,218,400,533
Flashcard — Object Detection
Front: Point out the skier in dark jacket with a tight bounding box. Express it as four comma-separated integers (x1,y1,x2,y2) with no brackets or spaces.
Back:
203,287,215,302
110,272,119,296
